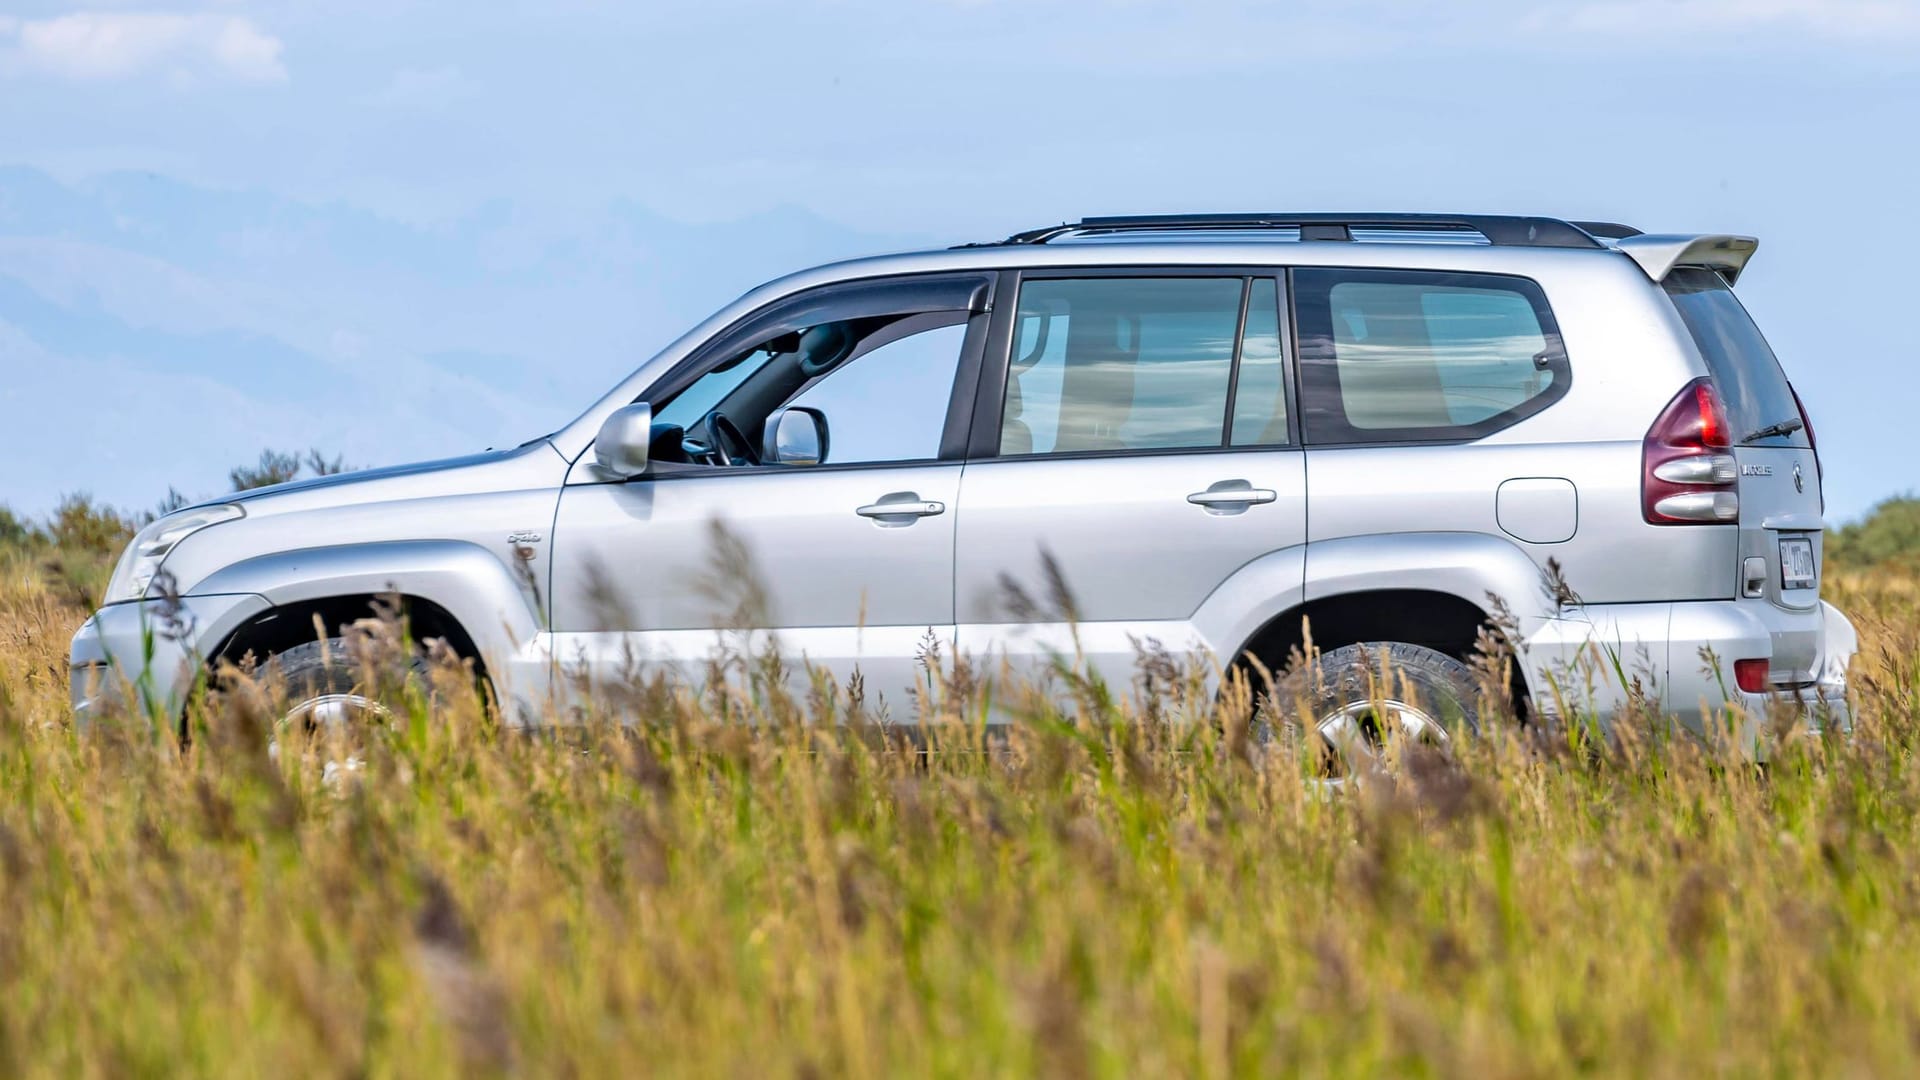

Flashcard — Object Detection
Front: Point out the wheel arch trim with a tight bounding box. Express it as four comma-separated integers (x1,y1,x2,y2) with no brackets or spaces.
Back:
192,539,544,681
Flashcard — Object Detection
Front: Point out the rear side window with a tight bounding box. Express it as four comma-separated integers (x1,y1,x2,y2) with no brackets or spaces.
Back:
1294,268,1568,444
1001,277,1288,455
1663,268,1809,448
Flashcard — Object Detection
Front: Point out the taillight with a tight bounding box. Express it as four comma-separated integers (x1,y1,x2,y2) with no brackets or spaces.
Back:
1643,377,1739,525
1733,658,1770,694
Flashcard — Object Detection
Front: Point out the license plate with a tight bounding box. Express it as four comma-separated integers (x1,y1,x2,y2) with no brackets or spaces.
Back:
1780,537,1816,590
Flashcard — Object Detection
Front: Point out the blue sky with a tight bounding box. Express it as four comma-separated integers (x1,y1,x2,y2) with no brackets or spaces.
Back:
0,0,1916,522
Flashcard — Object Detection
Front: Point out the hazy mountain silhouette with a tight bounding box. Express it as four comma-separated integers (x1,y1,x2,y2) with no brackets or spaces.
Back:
0,166,938,514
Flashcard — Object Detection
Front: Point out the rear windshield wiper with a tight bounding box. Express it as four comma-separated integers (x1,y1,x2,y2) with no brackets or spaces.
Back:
1741,417,1804,443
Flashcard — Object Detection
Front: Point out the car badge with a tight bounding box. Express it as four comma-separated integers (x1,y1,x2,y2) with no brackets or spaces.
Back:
1792,462,1804,494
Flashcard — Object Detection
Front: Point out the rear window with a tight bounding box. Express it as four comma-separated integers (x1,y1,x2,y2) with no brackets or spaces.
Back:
1293,268,1568,444
1662,268,1809,448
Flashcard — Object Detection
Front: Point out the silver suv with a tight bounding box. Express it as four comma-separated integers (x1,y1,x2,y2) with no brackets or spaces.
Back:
71,213,1854,749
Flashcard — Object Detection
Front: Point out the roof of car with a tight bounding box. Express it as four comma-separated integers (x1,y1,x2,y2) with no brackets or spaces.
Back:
549,213,1760,460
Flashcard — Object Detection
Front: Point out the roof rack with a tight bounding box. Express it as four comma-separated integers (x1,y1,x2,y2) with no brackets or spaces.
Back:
982,213,1631,249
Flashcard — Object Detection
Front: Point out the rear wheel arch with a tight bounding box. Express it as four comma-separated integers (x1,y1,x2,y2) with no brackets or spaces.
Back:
1232,588,1496,673
1229,587,1531,717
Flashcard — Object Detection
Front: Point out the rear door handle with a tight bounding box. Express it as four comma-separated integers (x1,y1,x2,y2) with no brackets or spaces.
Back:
1187,486,1277,507
857,493,946,523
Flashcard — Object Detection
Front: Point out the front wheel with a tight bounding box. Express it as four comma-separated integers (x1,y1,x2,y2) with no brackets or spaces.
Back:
259,636,426,769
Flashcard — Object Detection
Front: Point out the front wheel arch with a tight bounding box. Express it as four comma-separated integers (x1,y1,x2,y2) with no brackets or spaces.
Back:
209,593,489,688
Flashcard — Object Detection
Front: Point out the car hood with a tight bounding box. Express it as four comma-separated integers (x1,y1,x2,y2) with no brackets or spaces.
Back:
223,440,570,515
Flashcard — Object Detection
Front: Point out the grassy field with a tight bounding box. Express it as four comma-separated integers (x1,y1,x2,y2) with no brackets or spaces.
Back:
3,491,1920,1076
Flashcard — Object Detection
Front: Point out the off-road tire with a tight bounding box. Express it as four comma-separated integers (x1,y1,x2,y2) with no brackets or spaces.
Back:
266,637,428,711
1263,641,1482,742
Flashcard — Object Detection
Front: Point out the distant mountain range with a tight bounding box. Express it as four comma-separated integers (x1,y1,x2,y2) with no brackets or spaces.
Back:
0,165,936,515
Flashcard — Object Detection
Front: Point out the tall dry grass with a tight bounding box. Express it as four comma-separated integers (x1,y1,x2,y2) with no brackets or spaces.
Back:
2,527,1919,1075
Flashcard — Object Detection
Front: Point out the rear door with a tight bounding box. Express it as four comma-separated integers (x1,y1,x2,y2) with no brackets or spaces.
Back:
1292,266,1581,603
953,271,1307,690
1662,267,1823,679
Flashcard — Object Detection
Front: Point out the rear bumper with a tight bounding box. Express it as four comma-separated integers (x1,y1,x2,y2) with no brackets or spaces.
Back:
1729,673,1852,755
1521,597,1855,753
69,593,270,728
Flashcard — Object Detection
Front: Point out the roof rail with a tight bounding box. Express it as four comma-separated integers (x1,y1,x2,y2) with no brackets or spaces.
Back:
988,213,1617,249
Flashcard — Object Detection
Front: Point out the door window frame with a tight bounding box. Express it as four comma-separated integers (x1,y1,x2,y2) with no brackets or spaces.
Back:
965,266,1302,462
605,272,996,481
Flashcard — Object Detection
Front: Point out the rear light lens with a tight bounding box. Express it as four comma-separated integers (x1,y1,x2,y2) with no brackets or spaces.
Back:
1733,658,1770,694
1644,377,1739,525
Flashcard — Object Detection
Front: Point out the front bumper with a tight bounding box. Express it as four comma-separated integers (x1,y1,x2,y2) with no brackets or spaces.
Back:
69,593,270,727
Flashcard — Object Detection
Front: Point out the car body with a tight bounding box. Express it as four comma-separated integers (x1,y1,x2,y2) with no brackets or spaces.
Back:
70,213,1855,751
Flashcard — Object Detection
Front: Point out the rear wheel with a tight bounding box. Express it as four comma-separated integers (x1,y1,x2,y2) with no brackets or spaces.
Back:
1263,641,1479,779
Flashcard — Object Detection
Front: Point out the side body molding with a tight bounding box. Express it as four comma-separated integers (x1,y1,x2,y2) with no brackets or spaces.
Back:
194,540,553,713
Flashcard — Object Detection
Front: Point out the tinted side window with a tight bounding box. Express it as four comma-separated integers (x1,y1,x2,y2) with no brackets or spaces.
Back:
1001,277,1285,456
1294,269,1567,444
1662,268,1808,448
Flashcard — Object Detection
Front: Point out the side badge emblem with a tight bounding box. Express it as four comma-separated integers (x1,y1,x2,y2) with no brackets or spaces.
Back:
508,531,544,545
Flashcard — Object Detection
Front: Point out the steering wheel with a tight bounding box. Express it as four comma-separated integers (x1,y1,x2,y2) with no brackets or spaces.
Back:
683,409,758,467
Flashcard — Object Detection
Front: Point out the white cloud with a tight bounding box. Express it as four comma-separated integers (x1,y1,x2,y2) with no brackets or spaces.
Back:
1541,0,1920,38
0,12,287,83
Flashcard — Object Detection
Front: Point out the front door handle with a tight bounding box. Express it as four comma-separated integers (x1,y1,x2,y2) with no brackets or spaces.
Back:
1187,484,1277,508
857,492,946,524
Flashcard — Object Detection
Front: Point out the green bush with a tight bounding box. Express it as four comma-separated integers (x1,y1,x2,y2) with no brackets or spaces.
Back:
1827,496,1920,569
0,505,34,554
229,448,355,492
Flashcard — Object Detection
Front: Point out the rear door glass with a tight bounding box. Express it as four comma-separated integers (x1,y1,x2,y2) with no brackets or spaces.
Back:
1662,268,1809,448
1293,268,1568,444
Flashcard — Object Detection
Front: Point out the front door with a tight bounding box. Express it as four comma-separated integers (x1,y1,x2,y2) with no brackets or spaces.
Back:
954,273,1308,695
550,273,991,720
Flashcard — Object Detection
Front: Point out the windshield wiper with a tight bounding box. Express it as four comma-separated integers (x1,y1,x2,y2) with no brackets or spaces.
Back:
1741,416,1804,443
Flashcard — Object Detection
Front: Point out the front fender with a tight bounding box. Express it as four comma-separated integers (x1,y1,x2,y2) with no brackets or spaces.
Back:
192,540,547,690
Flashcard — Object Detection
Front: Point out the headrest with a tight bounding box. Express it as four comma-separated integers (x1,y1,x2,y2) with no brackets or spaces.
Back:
797,322,856,377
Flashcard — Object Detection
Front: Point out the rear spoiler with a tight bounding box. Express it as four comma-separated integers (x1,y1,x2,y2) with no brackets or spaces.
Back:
1614,233,1759,285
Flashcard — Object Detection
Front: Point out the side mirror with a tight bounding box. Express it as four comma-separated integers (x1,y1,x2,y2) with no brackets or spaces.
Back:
593,402,654,479
762,406,829,466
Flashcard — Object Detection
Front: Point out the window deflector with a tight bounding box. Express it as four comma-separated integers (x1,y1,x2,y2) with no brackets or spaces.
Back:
639,275,991,420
